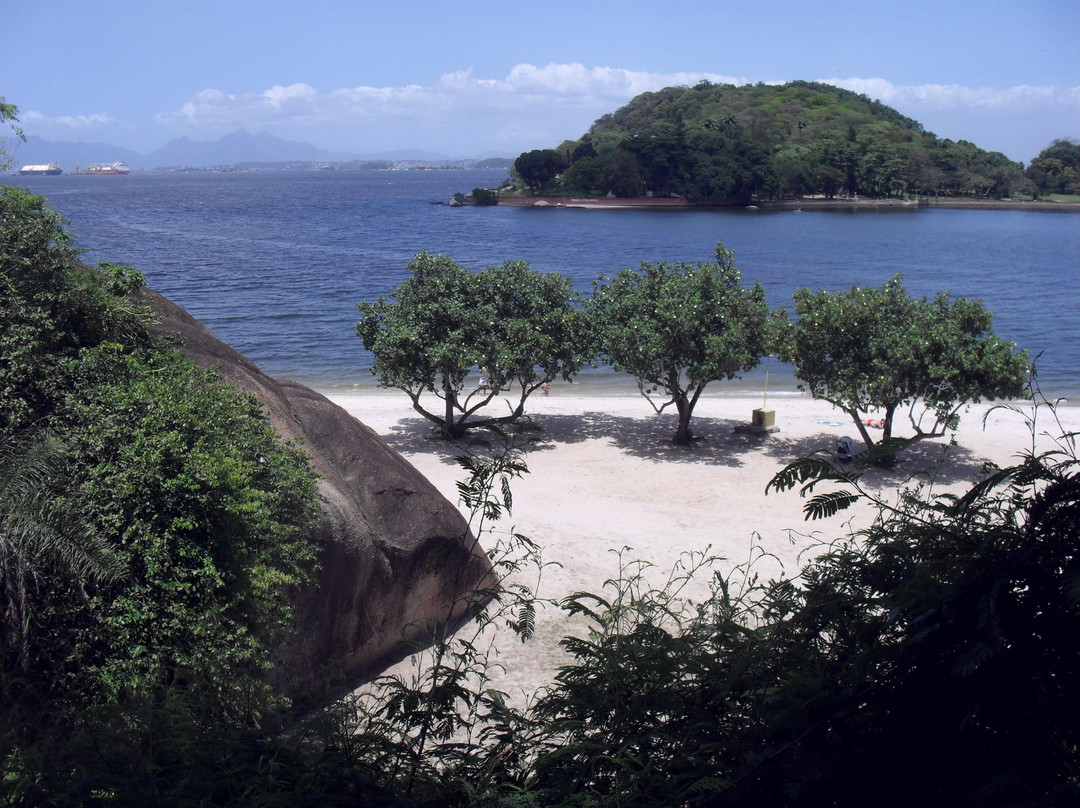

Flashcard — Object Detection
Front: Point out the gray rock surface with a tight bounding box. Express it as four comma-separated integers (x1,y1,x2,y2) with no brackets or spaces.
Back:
138,287,494,700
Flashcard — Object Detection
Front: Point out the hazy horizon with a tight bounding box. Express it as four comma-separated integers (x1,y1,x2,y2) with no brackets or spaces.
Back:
3,1,1078,164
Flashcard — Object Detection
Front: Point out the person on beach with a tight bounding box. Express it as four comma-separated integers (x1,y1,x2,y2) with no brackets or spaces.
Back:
865,418,885,429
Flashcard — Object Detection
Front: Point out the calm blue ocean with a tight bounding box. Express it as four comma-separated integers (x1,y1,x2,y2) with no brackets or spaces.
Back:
7,169,1079,399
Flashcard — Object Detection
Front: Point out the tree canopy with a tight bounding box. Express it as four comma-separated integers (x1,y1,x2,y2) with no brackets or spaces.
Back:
519,81,1034,201
513,148,568,194
0,96,25,171
590,242,773,444
779,274,1030,454
356,252,587,437
1,185,320,744
1026,138,1080,197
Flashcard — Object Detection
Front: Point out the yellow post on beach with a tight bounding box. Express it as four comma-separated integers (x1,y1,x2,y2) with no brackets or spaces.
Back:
739,355,778,434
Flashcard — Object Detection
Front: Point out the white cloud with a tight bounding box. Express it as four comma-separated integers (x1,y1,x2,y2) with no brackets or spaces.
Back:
22,110,116,129
35,65,1067,159
820,77,1080,159
157,64,750,130
261,83,318,107
822,77,1079,111
500,63,738,99
161,66,1077,137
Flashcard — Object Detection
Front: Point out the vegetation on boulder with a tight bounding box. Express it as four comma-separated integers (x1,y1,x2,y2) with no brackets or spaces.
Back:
1,186,320,789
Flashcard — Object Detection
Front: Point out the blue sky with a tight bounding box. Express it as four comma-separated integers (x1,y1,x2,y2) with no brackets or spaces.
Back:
3,0,1078,162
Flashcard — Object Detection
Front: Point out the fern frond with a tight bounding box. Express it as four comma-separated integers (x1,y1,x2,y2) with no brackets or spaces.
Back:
803,490,860,521
507,600,536,642
766,456,838,495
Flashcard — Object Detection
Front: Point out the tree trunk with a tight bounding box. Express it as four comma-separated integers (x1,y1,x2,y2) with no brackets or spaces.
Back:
443,377,466,438
882,403,897,441
673,394,694,445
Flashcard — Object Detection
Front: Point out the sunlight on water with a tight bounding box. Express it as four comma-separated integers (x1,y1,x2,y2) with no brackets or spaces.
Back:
7,171,1078,398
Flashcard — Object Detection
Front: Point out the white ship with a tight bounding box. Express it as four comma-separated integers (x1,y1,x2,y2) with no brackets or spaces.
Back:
19,162,63,175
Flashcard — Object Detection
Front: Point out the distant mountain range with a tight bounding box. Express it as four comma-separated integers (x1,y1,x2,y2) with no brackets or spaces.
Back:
10,130,512,170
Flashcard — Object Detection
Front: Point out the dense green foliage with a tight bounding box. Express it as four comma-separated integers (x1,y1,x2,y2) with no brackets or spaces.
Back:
1026,138,1080,197
590,242,774,444
359,247,1026,453
356,252,588,437
469,186,498,205
522,80,1034,201
1,186,320,799
0,97,24,171
328,403,1078,808
4,170,1060,804
779,275,1030,453
1,431,124,675
514,148,568,194
8,391,1074,805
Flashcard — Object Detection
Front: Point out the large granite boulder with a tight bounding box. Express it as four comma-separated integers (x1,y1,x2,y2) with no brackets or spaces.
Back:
137,287,495,700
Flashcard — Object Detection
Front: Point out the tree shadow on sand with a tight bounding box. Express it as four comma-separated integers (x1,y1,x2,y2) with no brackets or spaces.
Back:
761,428,1001,489
381,408,782,468
379,407,1010,489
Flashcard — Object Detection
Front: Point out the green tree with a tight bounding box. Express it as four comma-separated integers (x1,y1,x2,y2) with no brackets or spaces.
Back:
477,258,589,409
1,189,154,437
60,358,320,712
597,143,643,197
560,155,603,195
470,187,498,205
513,148,567,194
780,275,1029,454
1,431,122,676
756,402,1080,805
1,186,320,726
769,145,813,197
590,243,773,445
357,252,586,438
0,97,25,171
1026,139,1080,196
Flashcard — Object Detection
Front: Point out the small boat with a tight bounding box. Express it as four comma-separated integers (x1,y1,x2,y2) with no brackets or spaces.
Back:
19,162,63,175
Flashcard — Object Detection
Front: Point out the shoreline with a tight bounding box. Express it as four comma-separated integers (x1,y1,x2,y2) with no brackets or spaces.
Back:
328,389,1078,700
495,194,1080,212
308,372,1080,405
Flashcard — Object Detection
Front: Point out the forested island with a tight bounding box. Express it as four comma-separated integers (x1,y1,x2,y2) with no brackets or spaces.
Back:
498,81,1079,204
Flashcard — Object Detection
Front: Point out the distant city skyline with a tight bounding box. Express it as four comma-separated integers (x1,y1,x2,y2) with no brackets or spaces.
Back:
3,0,1078,163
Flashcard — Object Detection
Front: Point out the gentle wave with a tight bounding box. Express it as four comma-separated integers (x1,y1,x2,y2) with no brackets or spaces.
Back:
7,171,1078,398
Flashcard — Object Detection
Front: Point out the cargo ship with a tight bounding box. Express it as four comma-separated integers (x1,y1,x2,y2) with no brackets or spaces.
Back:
74,161,131,175
19,162,63,175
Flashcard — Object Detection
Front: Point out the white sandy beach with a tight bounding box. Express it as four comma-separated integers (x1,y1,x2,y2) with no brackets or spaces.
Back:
326,386,1077,700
